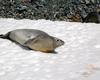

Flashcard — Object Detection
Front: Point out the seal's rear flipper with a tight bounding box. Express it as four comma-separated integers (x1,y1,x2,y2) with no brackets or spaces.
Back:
0,34,6,39
0,32,10,39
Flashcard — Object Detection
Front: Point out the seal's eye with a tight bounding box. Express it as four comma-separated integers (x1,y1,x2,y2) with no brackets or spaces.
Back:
56,39,60,42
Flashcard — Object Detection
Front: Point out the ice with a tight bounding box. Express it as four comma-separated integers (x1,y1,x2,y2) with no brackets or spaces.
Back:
0,18,100,80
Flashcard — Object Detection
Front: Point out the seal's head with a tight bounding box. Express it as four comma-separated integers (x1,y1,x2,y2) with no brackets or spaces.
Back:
53,37,64,48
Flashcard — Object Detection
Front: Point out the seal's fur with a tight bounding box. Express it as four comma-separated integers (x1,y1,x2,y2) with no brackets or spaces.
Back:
0,29,64,53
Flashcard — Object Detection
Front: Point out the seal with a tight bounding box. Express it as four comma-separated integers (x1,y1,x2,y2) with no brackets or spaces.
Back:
0,29,64,53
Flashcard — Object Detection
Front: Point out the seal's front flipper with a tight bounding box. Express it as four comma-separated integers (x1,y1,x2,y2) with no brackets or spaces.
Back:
24,38,38,46
24,35,41,46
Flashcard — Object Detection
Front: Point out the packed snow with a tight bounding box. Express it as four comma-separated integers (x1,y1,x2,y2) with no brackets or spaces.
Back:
0,18,100,80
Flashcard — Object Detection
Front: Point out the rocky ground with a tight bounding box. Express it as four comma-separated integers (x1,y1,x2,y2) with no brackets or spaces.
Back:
0,0,100,23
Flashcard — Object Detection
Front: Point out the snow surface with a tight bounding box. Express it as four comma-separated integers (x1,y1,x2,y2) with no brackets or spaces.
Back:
0,18,100,80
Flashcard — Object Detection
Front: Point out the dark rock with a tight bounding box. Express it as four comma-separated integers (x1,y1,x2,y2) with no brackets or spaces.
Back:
0,0,100,23
82,10,100,23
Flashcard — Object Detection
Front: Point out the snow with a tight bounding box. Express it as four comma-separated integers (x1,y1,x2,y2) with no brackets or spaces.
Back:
0,18,100,80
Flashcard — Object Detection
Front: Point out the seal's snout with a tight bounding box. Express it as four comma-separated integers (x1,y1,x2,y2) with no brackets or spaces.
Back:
58,39,65,46
61,40,65,45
